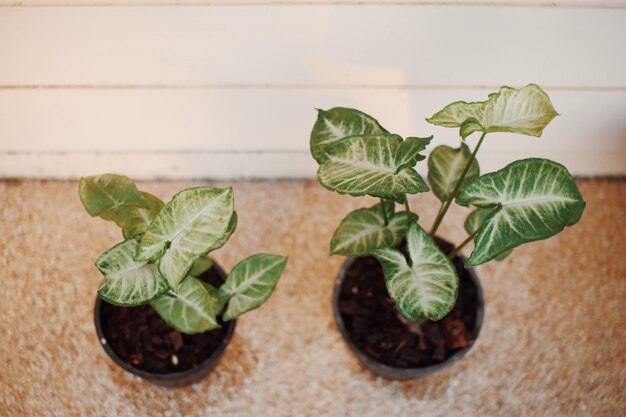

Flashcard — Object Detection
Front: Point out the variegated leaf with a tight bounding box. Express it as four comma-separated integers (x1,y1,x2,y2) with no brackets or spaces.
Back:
95,238,168,307
218,254,287,321
330,203,413,256
151,276,219,334
394,136,433,170
317,135,429,202
428,144,480,202
310,107,388,163
137,187,235,291
79,174,145,224
426,84,559,138
211,211,238,251
388,211,418,242
463,208,511,261
121,192,165,239
168,206,236,281
189,255,214,277
457,158,585,267
464,207,494,235
373,223,458,323
188,213,238,278
199,281,225,315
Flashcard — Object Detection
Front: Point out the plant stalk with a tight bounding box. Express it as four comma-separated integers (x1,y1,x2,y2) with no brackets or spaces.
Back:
380,198,389,225
447,229,479,260
404,195,411,215
430,132,487,236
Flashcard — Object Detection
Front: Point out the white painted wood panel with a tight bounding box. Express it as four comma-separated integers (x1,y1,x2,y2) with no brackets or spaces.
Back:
2,88,624,152
1,6,625,88
1,88,624,177
2,150,622,179
2,1,625,7
1,4,624,178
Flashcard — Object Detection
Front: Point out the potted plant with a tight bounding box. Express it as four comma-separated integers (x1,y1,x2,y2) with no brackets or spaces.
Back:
79,174,288,387
309,84,586,379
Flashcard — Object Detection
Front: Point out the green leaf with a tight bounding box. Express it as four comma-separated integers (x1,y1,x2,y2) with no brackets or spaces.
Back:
380,199,396,221
79,174,145,224
373,223,458,323
464,207,493,235
95,238,168,307
218,254,287,321
317,135,429,202
459,118,484,140
330,203,413,256
394,136,433,171
388,211,419,243
310,107,388,163
494,250,512,261
199,281,225,315
212,211,238,251
427,144,480,203
151,276,219,334
457,158,585,267
137,187,235,291
426,84,559,138
187,213,237,278
464,208,512,261
121,192,165,239
189,255,214,277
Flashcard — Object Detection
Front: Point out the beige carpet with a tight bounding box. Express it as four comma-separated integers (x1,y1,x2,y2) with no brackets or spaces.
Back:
0,179,624,417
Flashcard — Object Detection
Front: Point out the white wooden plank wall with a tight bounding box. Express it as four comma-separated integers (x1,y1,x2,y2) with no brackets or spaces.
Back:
1,1,625,179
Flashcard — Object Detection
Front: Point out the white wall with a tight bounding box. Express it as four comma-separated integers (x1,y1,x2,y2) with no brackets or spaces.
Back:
1,1,625,179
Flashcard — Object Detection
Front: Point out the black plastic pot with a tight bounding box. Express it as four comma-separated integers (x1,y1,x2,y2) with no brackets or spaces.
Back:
332,238,484,380
94,263,236,388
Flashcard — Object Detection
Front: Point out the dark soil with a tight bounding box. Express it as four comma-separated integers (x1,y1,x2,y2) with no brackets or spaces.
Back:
338,238,480,369
99,267,229,374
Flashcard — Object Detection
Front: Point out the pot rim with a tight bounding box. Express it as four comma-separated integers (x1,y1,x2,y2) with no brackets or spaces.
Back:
94,262,236,386
332,239,485,380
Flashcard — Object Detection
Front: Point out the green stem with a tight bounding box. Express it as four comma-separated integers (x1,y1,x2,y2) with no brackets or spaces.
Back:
448,229,479,260
430,132,487,236
380,198,389,225
434,202,445,222
404,195,411,215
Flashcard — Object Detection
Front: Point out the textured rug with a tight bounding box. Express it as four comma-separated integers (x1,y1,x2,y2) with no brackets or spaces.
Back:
0,179,624,416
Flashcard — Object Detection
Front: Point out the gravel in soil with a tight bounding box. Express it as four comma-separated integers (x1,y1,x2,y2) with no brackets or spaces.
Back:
99,267,229,374
338,240,479,368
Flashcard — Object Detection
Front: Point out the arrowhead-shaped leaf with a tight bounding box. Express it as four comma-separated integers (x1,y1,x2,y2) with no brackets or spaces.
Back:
95,238,168,307
373,223,458,323
310,107,388,163
79,175,166,239
151,276,219,334
457,158,585,266
427,144,480,203
79,174,145,222
426,84,559,138
394,136,433,171
330,203,414,256
218,254,287,321
137,187,235,291
317,135,429,202
121,192,165,239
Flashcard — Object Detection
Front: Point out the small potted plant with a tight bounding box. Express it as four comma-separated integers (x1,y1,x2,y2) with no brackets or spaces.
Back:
79,174,288,387
309,84,586,379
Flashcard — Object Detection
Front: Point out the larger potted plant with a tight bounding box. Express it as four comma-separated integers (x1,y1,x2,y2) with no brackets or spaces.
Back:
309,84,585,379
79,174,288,387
